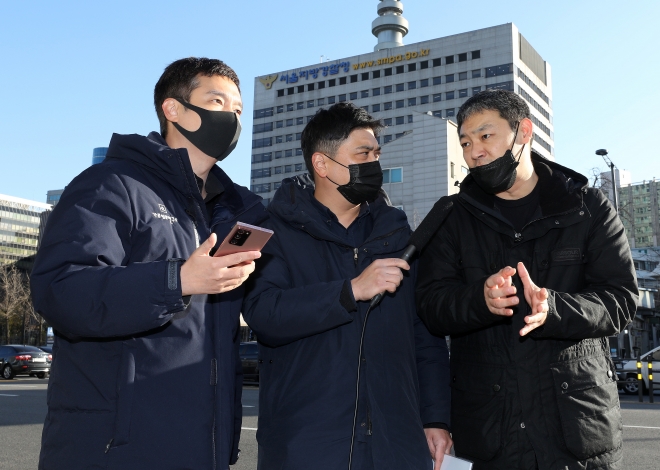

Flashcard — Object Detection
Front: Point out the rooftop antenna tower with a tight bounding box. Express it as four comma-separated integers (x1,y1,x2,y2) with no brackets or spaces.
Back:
372,0,409,51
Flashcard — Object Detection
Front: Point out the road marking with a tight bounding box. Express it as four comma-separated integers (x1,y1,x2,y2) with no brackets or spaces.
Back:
0,394,19,397
0,384,37,388
242,405,255,408
241,427,258,431
624,425,660,430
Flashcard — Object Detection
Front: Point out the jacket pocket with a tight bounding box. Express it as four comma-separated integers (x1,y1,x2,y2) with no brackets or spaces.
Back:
550,354,621,460
111,347,136,448
450,362,506,462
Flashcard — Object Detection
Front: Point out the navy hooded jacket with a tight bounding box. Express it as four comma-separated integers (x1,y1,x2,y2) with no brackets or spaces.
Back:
31,132,264,470
243,176,451,470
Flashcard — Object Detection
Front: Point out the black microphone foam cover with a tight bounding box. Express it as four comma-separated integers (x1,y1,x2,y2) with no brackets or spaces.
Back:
407,195,455,252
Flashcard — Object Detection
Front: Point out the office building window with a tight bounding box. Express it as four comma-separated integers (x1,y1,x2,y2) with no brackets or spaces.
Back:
277,89,284,97
286,103,294,111
251,168,271,179
446,91,455,100
297,86,304,93
307,84,315,91
373,87,381,96
285,149,293,157
471,50,481,59
485,63,513,77
273,184,280,193
446,108,455,117
274,166,282,175
450,162,455,178
396,83,404,92
420,95,429,104
339,94,347,102
286,119,293,127
384,135,393,143
433,58,442,67
458,53,467,62
253,122,273,133
445,74,454,83
395,132,405,139
350,92,358,100
372,103,381,112
433,76,442,85
350,74,358,83
433,93,442,102
384,118,393,126
329,79,336,87
459,89,468,98
408,81,417,90
383,167,403,183
459,72,467,81
339,77,347,85
384,68,393,76
253,137,273,148
251,183,271,193
433,110,442,117
297,102,304,110
384,101,393,110
395,116,404,125
275,150,283,159
296,148,303,156
420,60,429,69
361,72,369,81
328,96,336,104
251,152,272,163
408,63,416,72
396,65,404,74
275,135,283,144
445,55,454,64
286,134,293,142
472,69,481,78
307,100,314,108
277,105,284,113
407,115,413,123
296,117,304,125
295,132,302,140
384,85,393,94
361,90,369,98
285,165,292,173
395,100,404,109
373,70,381,78
408,97,416,106
276,120,283,128
362,105,369,112
318,81,326,89
254,107,274,119
461,166,469,175
318,98,325,106
295,163,303,172
287,88,294,95
420,78,429,88
472,86,482,95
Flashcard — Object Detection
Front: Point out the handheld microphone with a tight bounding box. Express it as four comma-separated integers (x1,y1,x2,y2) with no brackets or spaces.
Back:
368,195,455,308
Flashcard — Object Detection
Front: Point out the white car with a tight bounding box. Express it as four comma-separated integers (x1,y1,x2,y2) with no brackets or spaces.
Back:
616,345,660,394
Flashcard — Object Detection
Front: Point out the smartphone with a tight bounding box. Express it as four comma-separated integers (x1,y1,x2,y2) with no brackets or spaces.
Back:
213,222,274,257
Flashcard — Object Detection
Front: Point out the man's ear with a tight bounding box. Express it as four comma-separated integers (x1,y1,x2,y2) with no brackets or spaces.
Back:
162,98,180,124
518,117,533,145
312,152,328,179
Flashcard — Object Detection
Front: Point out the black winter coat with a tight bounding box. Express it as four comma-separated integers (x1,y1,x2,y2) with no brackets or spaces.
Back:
31,132,265,470
416,155,638,470
243,176,451,470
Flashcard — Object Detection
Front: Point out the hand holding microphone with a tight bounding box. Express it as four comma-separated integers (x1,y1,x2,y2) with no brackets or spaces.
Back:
351,258,411,302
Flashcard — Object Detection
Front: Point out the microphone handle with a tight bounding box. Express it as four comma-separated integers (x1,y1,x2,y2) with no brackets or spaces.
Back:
368,245,417,308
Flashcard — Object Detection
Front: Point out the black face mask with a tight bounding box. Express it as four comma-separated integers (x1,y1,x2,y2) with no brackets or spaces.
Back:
469,122,525,194
323,155,383,205
172,99,241,161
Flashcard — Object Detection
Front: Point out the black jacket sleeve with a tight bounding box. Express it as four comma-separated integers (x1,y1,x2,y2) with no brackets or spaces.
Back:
533,191,638,340
30,172,187,339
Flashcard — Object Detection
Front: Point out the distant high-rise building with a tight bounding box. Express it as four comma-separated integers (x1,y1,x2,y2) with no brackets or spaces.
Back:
0,194,51,271
92,147,108,165
46,189,64,207
251,16,553,221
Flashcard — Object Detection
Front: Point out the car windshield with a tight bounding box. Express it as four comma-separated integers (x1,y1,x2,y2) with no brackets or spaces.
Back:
14,346,43,353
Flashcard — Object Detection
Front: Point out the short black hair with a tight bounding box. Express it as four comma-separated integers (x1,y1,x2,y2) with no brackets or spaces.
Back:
301,102,383,181
456,89,530,134
154,57,240,137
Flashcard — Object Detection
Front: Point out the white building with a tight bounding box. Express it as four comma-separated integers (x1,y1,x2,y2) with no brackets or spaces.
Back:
251,3,553,221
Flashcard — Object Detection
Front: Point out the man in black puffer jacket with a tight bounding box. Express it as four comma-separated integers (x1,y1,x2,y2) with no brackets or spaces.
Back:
244,103,452,470
416,90,638,470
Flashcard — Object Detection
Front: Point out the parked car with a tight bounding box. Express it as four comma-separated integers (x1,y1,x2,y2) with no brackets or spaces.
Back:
0,345,51,379
239,342,259,384
39,345,53,356
616,345,660,394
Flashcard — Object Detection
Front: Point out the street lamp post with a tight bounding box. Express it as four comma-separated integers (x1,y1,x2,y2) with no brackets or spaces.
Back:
596,149,618,213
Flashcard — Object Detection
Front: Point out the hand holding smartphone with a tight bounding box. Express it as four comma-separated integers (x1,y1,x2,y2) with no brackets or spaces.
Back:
213,222,274,258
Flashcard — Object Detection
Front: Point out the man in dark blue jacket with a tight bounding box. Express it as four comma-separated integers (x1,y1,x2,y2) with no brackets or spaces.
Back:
31,58,265,470
243,103,452,470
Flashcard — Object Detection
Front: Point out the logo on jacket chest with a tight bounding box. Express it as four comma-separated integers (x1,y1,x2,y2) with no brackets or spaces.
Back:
152,204,178,224
551,248,581,263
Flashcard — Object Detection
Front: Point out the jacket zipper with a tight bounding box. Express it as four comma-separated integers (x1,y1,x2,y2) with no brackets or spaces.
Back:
185,208,201,249
354,248,359,266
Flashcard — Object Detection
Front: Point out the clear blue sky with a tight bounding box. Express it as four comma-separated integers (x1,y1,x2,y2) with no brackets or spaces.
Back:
1,0,658,203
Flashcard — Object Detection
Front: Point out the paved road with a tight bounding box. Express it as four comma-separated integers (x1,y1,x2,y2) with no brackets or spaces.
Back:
1,378,658,469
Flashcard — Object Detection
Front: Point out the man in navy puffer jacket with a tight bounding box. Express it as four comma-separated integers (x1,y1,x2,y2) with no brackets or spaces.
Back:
244,103,452,470
31,58,265,469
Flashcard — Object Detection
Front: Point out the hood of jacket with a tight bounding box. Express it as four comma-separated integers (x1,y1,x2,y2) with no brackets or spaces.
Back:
268,174,409,247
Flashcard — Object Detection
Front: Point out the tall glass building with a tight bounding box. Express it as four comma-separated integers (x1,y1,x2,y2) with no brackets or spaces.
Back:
0,194,52,271
92,147,108,165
